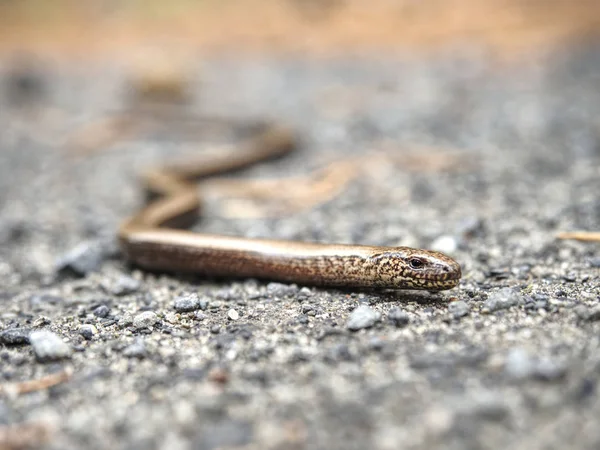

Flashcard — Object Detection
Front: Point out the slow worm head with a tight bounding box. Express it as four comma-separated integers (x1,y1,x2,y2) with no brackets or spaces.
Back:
118,122,462,291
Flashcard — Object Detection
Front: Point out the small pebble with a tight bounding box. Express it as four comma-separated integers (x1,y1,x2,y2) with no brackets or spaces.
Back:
575,305,600,321
228,309,240,321
29,294,63,309
388,307,409,327
198,297,209,311
296,315,309,325
164,312,178,324
0,328,30,345
55,241,104,276
301,304,314,314
297,287,313,299
504,348,535,379
29,330,72,361
460,394,509,422
118,314,134,327
79,324,98,340
93,305,110,318
109,276,140,296
448,300,470,318
589,257,600,268
123,339,147,358
535,358,567,381
504,348,565,381
430,235,458,254
209,301,223,310
266,282,298,297
33,316,52,327
327,343,354,361
368,336,386,351
482,288,523,313
173,293,200,312
133,311,158,329
563,273,577,282
347,305,380,331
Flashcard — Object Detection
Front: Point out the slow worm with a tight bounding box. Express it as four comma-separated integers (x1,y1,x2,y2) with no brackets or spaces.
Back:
118,122,462,290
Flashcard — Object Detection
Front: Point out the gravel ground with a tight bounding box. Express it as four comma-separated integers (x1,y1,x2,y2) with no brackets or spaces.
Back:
1,42,600,450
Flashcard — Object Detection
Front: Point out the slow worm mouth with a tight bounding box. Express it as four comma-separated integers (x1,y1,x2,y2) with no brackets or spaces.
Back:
447,271,462,281
429,279,461,290
429,271,461,284
444,263,462,281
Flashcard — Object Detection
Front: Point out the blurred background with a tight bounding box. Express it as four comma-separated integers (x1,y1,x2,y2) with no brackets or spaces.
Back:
1,0,599,57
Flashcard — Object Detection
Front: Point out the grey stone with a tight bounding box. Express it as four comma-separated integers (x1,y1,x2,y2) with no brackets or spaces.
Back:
504,348,535,379
563,273,577,282
123,340,147,358
368,336,390,352
29,330,72,361
459,395,510,423
266,282,298,297
298,287,313,299
209,301,223,310
347,305,380,331
534,358,567,381
575,305,600,321
173,293,200,312
448,300,470,318
29,294,63,310
483,288,523,313
388,307,409,327
108,276,140,296
79,324,97,340
93,304,110,318
504,348,566,381
55,241,104,276
198,297,209,311
589,257,600,268
133,311,158,329
301,304,314,314
0,328,30,345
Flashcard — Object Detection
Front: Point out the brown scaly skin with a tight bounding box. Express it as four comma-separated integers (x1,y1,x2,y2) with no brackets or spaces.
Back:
105,118,462,291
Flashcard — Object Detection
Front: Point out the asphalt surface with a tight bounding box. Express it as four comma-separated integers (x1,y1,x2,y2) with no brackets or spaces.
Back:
1,43,600,450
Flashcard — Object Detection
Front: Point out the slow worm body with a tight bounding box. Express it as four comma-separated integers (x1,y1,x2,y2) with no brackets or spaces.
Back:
119,123,462,290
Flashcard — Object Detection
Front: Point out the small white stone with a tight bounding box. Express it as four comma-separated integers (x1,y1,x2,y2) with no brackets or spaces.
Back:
164,312,179,324
227,309,239,321
30,330,72,361
430,235,458,254
133,311,158,329
347,305,380,331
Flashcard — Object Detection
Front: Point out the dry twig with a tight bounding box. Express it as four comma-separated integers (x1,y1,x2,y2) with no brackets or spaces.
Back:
556,231,600,242
0,369,72,397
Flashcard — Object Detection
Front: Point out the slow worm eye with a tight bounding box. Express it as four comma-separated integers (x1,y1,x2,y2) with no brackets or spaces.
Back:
409,258,425,269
